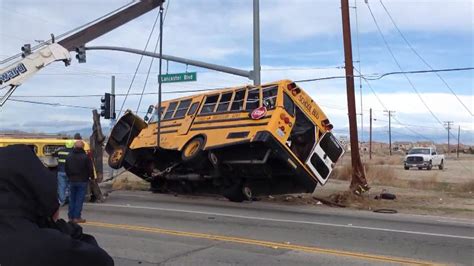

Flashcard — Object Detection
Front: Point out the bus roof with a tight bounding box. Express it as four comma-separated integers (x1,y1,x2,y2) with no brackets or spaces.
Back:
155,80,286,106
0,138,87,145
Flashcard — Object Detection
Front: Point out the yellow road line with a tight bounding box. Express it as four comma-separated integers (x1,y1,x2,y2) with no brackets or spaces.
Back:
85,221,441,266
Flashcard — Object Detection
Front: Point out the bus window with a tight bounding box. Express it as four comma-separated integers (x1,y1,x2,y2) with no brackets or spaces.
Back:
174,99,192,118
163,102,178,120
200,95,219,114
216,92,233,112
245,88,260,111
187,102,200,116
231,90,245,111
263,86,278,109
149,107,165,123
284,93,295,117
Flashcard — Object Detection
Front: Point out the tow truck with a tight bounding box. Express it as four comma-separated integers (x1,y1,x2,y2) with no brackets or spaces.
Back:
0,0,164,106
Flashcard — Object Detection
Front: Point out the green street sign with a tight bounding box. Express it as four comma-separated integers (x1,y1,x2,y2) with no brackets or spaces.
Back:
159,72,197,83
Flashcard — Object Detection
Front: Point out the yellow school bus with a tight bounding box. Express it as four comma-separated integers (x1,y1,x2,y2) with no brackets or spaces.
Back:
0,138,91,169
106,80,344,201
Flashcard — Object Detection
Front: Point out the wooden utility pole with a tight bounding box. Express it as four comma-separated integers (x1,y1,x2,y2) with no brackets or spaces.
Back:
369,108,372,160
341,0,368,193
384,110,394,156
457,125,460,158
444,121,453,154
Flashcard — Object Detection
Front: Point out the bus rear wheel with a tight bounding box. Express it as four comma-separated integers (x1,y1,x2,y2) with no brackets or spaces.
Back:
181,137,204,162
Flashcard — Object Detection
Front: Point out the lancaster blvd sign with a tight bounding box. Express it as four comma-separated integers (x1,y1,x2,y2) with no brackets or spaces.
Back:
159,72,197,83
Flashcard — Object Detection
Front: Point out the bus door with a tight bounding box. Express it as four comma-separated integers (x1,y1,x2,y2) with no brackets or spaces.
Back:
305,131,344,185
178,95,204,135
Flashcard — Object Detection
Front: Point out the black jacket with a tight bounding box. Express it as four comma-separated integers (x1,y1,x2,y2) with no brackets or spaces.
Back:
65,148,94,182
0,145,113,266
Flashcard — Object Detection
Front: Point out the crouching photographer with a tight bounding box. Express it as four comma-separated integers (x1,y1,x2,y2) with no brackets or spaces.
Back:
0,145,114,266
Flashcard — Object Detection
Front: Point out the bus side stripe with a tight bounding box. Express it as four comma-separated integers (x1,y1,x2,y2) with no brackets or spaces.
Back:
190,122,268,131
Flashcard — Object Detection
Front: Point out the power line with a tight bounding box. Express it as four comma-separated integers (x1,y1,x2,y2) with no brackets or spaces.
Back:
116,4,164,119
8,99,95,110
379,0,473,117
365,1,446,128
293,67,473,83
8,98,147,114
353,0,364,142
8,66,472,101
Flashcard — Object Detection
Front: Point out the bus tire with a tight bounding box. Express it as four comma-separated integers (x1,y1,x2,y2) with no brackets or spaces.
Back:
182,137,204,162
108,146,127,169
224,182,252,202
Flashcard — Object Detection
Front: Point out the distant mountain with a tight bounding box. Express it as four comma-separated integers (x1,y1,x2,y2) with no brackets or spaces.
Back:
333,126,474,145
58,127,111,139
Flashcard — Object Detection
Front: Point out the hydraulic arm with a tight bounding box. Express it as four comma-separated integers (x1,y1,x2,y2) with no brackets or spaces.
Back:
0,0,164,106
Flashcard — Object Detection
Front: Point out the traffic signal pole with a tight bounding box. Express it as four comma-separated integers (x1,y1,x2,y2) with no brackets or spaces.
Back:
253,0,261,86
157,3,164,149
341,0,368,193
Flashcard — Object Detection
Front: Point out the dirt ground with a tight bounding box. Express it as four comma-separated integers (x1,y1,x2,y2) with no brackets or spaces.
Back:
275,153,474,219
105,154,474,219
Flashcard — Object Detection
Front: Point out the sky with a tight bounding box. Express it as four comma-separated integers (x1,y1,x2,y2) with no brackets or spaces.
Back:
0,0,473,144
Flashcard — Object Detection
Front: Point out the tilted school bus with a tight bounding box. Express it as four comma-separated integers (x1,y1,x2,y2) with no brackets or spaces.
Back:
106,80,344,201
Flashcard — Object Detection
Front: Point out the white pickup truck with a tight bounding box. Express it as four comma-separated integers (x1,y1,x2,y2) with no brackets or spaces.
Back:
404,147,445,170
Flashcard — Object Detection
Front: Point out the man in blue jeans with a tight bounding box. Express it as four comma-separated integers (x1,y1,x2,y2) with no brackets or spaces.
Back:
65,141,94,223
54,140,75,205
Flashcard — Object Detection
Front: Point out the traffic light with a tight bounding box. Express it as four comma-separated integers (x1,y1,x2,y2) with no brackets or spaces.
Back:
21,44,31,58
75,45,86,63
100,93,111,119
100,93,116,120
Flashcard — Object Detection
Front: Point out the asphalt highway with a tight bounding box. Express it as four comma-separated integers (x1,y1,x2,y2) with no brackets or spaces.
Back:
60,191,474,265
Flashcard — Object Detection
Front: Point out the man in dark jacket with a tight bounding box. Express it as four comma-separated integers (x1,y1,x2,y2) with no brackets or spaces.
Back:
0,145,114,266
66,140,94,223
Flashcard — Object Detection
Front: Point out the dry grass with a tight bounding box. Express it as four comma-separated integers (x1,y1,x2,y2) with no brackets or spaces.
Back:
365,155,404,166
332,163,397,184
331,162,472,193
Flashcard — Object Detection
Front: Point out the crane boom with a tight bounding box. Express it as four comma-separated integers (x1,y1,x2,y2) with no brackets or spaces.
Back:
0,0,164,106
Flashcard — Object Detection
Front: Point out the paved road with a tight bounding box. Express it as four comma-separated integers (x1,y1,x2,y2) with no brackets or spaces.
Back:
60,191,474,265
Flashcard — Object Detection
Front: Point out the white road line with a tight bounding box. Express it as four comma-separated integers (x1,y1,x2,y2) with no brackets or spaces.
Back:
86,203,474,240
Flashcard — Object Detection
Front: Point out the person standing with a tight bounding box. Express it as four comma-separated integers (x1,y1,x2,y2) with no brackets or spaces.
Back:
54,140,75,206
66,141,94,223
0,145,114,266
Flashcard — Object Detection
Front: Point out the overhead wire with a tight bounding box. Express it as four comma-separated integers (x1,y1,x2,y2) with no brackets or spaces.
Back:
353,0,364,142
365,1,446,128
379,0,473,117
116,7,162,118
